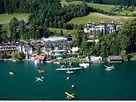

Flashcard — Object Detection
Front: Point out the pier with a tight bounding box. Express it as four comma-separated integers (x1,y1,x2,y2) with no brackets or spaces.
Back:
56,67,82,71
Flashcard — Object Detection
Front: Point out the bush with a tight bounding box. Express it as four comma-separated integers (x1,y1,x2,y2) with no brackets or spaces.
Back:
11,51,25,61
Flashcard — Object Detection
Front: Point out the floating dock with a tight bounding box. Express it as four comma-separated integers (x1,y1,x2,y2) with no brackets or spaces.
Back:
56,67,82,71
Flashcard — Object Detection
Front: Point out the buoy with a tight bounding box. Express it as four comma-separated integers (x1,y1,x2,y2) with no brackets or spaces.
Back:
66,76,70,80
71,85,75,89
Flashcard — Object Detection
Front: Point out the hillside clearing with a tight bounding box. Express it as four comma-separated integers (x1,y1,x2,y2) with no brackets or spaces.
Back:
0,14,29,25
48,28,80,35
88,3,114,12
68,12,136,25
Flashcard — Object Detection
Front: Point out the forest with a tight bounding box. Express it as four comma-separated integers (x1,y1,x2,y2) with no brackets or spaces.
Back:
0,0,92,41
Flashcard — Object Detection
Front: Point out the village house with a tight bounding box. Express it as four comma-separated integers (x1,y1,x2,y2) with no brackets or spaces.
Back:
90,56,102,63
41,37,72,60
84,21,122,39
42,36,71,54
87,39,99,44
71,47,79,54
0,42,20,56
107,56,123,63
17,43,36,60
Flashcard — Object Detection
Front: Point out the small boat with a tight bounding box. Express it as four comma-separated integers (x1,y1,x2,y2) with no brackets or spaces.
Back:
65,92,75,100
66,70,74,74
71,85,75,89
9,72,14,75
105,65,115,71
35,77,44,82
79,63,89,68
37,69,45,74
66,76,70,80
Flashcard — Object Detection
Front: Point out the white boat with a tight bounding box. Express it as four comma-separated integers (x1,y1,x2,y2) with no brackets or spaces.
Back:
105,65,115,71
79,63,89,68
9,72,14,75
66,70,74,74
35,77,44,82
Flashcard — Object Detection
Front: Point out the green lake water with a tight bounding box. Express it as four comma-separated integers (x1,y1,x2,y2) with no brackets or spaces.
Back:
0,61,136,100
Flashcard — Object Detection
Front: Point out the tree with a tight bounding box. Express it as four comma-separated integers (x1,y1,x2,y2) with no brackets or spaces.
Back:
11,51,24,61
36,45,41,54
120,50,128,62
9,17,19,40
0,52,8,59
19,20,25,39
117,19,136,53
60,30,64,36
72,31,82,47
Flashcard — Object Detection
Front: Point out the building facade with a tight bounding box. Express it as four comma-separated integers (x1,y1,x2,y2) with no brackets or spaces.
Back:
84,21,122,39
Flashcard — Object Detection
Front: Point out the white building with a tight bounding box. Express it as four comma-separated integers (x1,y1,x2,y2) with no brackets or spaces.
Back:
71,47,79,54
84,21,122,39
42,36,67,42
90,56,102,63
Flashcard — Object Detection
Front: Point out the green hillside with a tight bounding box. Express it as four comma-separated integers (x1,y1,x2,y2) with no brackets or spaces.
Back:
88,3,114,12
68,12,136,25
0,14,29,25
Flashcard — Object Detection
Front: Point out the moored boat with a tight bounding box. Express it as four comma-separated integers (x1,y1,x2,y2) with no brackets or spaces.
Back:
79,63,89,68
9,72,14,75
105,65,115,71
66,70,74,74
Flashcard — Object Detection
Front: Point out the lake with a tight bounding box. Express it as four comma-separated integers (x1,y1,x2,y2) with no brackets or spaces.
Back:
0,61,136,100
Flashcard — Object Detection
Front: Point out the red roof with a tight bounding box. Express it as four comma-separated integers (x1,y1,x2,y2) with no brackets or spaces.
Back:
35,55,45,61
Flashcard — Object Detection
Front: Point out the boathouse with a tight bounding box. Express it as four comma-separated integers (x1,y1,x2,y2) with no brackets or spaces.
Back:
107,56,123,63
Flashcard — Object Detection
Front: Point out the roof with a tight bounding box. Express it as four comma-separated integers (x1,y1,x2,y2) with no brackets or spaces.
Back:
71,47,79,52
42,37,67,42
35,55,45,61
90,56,102,61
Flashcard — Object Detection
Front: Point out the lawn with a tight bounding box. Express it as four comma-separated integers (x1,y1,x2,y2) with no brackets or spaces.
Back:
60,0,86,7
48,28,79,35
0,13,29,25
114,10,134,16
88,3,114,12
68,12,136,25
